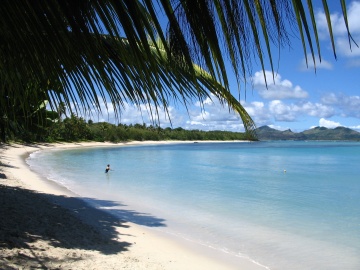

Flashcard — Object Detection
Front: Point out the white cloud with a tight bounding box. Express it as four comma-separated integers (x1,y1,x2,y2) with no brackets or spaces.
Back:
65,95,252,131
316,1,360,58
336,1,360,37
243,101,272,126
243,101,265,116
299,53,333,71
349,125,360,131
119,103,177,126
252,70,308,99
300,102,335,118
186,96,246,131
191,97,236,121
336,37,360,57
269,100,297,121
321,93,360,117
320,93,338,104
319,118,342,128
74,98,182,127
268,124,289,131
267,100,335,122
346,58,360,67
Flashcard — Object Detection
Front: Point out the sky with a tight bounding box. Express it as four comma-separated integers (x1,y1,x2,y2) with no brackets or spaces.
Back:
88,1,360,132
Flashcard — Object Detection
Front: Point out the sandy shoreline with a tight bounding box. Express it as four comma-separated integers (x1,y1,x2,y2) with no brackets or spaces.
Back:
0,141,264,270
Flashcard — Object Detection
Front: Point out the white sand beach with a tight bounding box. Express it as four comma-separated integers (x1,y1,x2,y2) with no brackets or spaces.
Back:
0,141,263,270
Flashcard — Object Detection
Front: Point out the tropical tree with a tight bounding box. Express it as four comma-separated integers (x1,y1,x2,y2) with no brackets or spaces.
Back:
0,83,59,142
0,0,356,142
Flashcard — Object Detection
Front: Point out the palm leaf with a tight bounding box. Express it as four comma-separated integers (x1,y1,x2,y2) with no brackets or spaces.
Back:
0,0,356,141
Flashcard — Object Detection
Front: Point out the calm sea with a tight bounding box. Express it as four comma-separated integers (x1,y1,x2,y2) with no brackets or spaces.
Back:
27,141,360,269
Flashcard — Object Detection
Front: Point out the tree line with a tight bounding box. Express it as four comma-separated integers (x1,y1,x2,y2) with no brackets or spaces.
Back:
2,1,352,145
5,114,252,143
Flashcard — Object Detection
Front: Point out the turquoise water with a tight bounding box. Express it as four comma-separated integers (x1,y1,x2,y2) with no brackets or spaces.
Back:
27,141,360,269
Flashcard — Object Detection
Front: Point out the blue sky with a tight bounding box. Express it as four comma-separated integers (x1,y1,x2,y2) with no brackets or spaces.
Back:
87,1,360,132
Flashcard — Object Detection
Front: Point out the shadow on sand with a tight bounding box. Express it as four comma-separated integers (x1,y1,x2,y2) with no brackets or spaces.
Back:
0,182,166,269
0,142,167,269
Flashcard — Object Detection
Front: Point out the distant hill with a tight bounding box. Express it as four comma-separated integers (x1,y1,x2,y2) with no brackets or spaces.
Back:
255,126,360,141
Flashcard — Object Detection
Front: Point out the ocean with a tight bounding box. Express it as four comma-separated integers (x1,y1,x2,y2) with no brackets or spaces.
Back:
27,141,360,269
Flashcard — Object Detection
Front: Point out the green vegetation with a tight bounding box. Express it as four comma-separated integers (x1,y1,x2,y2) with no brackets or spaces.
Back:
1,1,355,143
5,115,250,143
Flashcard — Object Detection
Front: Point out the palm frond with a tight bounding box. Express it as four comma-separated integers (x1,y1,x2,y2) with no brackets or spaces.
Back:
0,0,356,141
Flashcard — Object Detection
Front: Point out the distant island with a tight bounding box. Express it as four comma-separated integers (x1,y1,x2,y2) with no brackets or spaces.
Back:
255,126,360,141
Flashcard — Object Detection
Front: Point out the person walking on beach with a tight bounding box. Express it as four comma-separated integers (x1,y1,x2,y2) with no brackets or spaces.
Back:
105,164,110,173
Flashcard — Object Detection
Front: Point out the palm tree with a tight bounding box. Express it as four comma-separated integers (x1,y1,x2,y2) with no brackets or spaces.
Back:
0,0,356,141
56,102,67,122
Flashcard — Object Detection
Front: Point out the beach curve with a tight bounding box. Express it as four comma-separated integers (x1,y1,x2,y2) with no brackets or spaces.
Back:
0,141,264,270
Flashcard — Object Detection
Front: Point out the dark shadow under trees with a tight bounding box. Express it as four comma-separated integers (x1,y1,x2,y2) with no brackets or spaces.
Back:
0,182,166,269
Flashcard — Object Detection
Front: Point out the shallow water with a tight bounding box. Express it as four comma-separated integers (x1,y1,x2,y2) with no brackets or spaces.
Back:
27,141,360,269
